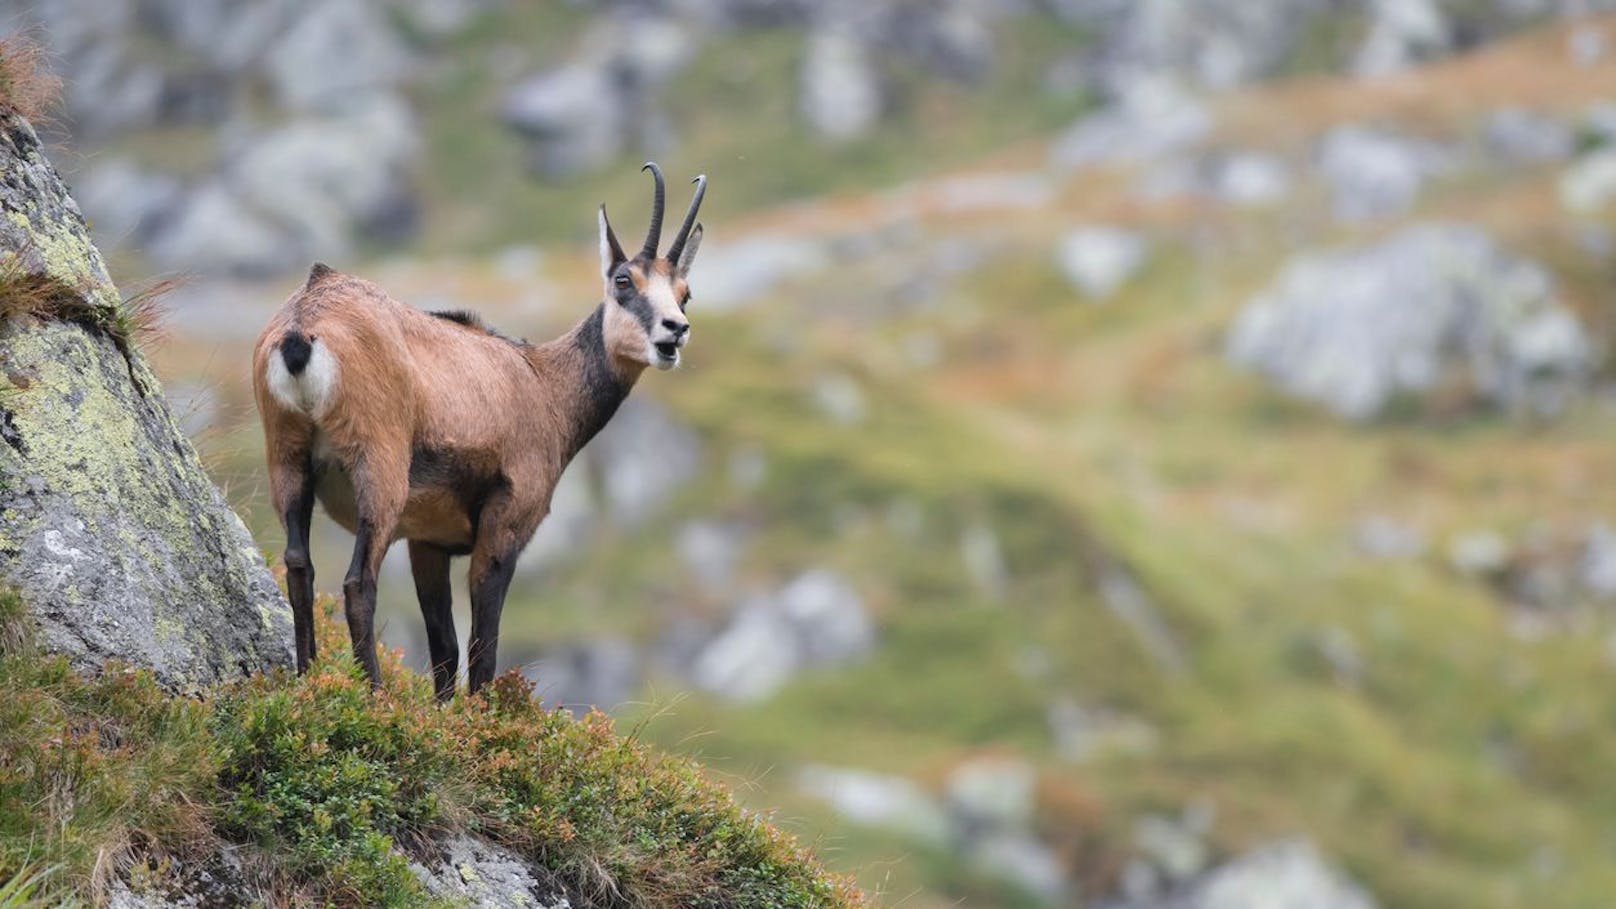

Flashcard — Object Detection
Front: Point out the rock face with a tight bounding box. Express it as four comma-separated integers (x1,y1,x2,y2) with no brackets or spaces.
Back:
0,113,292,690
1226,224,1596,421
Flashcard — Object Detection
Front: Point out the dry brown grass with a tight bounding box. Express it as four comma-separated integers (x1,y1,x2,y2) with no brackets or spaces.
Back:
0,35,59,122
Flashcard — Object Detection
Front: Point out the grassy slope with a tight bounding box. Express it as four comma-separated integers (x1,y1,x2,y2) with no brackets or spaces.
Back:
134,12,1616,909
0,590,863,908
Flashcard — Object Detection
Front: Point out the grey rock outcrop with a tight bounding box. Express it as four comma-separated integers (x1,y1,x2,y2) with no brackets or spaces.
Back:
0,113,292,691
1227,224,1595,421
1108,839,1376,909
691,569,874,702
1317,126,1455,223
1056,226,1151,300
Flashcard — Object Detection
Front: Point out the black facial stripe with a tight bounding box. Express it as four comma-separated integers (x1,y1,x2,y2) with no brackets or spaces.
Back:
620,291,658,334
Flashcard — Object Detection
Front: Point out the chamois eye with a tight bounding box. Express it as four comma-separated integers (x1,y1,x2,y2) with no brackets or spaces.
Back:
614,274,631,290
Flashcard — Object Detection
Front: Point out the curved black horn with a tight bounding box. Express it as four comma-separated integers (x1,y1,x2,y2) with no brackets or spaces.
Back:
640,161,666,258
667,174,707,265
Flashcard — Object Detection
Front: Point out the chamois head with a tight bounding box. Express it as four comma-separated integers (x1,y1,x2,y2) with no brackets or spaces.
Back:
598,162,706,371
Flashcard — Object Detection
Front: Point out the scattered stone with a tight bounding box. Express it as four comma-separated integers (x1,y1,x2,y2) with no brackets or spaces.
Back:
795,764,950,842
1227,225,1596,421
1354,0,1451,77
522,637,641,714
501,17,694,176
1134,813,1211,884
814,373,868,425
1353,515,1426,560
1448,530,1513,577
1098,563,1185,674
1050,82,1212,173
946,755,1037,833
677,520,746,593
800,26,884,141
970,832,1069,904
689,235,830,311
1482,108,1576,165
960,520,1008,601
587,396,703,527
691,570,873,702
73,159,184,248
1579,522,1616,598
148,180,293,277
1056,227,1151,301
410,836,572,909
1560,149,1616,213
1097,0,1333,94
264,0,409,111
1316,125,1455,222
1047,697,1158,762
1213,152,1293,206
1192,840,1377,909
1569,23,1609,67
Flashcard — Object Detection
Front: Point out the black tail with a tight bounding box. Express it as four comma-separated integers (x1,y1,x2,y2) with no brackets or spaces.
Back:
280,330,313,376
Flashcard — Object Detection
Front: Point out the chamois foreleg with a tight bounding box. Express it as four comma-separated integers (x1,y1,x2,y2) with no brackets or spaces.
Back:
342,456,406,689
466,496,530,695
408,540,458,701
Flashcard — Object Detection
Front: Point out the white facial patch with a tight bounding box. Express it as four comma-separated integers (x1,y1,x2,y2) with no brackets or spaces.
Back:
265,337,338,418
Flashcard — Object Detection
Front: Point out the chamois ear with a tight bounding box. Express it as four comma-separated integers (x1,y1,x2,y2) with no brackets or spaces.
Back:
675,223,703,278
598,204,627,278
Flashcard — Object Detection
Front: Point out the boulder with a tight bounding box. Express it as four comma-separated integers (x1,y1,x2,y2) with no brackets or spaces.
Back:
1056,226,1151,300
800,26,884,141
687,234,830,311
1096,0,1333,94
262,0,409,112
501,17,694,176
1353,0,1451,77
73,158,185,248
795,764,950,843
1316,125,1455,223
1482,108,1575,165
0,113,291,691
691,569,873,702
1226,225,1595,421
1050,82,1212,173
145,96,421,277
1191,840,1376,909
1560,149,1616,213
520,636,641,715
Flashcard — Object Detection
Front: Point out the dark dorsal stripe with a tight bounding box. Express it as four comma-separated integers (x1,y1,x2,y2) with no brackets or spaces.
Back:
429,309,528,347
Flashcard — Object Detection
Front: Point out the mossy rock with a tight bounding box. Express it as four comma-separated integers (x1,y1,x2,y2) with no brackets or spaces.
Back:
0,111,291,690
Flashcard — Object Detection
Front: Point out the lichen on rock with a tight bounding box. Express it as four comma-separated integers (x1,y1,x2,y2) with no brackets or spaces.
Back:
0,110,291,690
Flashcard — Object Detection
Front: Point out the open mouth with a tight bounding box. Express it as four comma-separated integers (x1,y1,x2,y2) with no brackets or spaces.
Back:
654,341,680,362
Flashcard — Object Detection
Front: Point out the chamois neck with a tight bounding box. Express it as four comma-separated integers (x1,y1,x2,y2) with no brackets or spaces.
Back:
535,304,640,459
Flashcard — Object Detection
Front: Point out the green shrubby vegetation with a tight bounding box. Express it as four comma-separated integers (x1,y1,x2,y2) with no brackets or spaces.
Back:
0,591,862,908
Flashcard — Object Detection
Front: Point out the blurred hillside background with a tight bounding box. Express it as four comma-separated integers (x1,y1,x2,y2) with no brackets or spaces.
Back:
9,0,1616,906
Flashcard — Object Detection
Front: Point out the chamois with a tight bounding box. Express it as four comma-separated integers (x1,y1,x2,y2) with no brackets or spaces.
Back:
252,163,707,699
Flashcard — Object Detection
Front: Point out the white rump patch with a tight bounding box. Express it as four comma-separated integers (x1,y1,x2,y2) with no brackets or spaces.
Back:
265,338,338,418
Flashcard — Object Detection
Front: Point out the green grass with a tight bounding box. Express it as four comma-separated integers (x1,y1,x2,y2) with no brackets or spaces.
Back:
0,592,864,909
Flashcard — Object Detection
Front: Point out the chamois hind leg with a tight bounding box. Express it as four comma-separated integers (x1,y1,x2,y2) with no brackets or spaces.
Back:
466,494,531,696
341,456,407,689
408,540,458,701
267,424,318,673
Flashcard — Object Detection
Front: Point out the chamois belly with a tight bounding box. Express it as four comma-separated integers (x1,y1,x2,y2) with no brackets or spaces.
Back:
310,443,482,550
